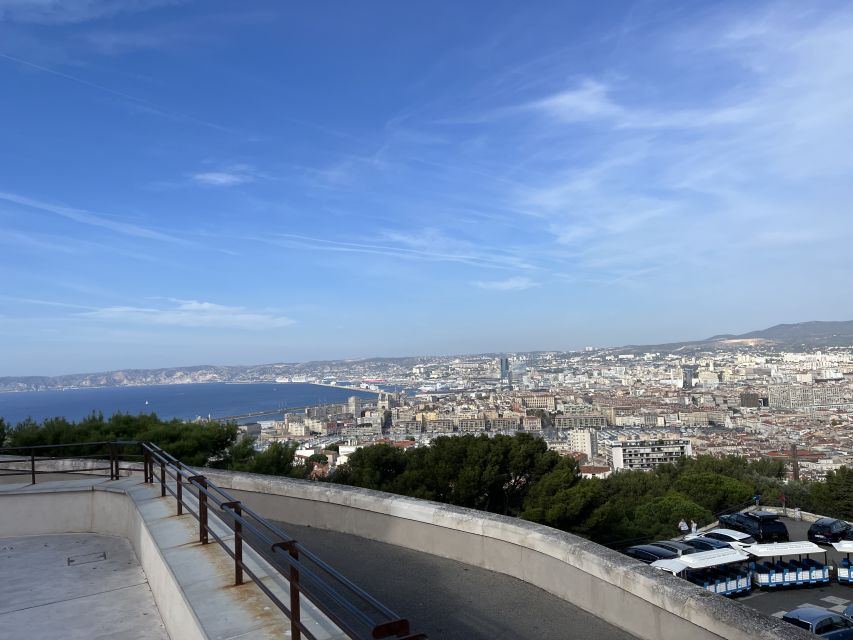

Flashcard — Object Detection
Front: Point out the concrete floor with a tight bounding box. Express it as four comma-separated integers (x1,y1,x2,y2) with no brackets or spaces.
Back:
0,533,170,640
271,520,638,640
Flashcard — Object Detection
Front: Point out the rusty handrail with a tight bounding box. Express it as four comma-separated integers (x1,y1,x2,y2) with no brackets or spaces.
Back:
0,440,426,640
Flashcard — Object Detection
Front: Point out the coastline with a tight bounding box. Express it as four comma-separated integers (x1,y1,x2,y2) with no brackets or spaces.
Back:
0,382,380,426
0,380,381,395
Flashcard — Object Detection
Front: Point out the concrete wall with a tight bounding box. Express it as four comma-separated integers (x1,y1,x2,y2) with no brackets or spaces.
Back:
202,469,813,640
0,489,205,640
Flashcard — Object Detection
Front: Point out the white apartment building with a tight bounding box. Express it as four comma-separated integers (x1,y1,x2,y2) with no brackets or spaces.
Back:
554,415,606,429
522,416,542,431
517,393,557,411
490,417,520,431
565,428,597,459
768,384,848,410
606,436,692,472
457,418,487,432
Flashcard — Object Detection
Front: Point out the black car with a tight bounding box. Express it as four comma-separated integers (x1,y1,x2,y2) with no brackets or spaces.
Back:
809,518,850,544
624,544,679,564
718,510,789,542
682,536,732,552
648,540,698,556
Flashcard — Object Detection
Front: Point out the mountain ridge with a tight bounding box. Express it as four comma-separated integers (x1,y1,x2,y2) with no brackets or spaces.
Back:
2,320,852,392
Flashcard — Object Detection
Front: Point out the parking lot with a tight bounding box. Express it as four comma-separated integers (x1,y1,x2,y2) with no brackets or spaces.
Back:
732,517,853,619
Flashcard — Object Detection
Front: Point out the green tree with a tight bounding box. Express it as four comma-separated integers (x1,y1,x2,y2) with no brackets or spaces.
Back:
807,467,853,519
672,472,753,515
332,443,407,490
632,492,711,540
247,442,304,477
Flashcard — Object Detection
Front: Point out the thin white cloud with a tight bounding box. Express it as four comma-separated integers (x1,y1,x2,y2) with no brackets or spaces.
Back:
192,171,253,187
530,79,623,122
475,277,538,291
0,0,180,25
0,52,241,135
0,191,185,243
260,231,532,271
505,6,853,288
526,78,755,130
82,299,294,330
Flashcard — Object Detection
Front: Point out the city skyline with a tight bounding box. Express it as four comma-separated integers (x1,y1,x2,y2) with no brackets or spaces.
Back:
3,1,853,376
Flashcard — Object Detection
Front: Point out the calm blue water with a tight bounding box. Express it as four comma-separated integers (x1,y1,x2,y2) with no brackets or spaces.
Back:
0,383,377,425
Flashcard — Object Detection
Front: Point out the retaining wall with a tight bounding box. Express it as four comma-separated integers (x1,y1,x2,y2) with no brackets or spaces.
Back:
202,468,814,640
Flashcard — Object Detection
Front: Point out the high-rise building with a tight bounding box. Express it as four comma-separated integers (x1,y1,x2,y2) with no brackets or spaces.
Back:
681,365,698,390
499,357,511,389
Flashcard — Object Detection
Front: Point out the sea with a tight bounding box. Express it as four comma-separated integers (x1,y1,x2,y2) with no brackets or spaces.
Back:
0,382,378,426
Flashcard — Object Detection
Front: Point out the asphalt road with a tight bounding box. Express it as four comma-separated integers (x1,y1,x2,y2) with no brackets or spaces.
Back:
270,520,638,640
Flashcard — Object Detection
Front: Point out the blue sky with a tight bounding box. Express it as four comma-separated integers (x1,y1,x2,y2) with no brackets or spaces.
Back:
2,1,853,376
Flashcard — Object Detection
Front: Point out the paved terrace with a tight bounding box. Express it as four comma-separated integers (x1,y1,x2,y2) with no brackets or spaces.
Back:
0,533,169,640
0,473,635,640
0,476,347,640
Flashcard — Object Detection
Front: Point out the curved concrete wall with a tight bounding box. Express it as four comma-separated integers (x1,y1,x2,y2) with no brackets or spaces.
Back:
202,469,813,640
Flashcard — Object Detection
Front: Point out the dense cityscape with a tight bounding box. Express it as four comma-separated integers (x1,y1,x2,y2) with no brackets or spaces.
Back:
224,334,853,484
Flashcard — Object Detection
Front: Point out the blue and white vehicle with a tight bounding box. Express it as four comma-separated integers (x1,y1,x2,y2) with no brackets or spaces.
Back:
832,540,853,584
651,547,752,596
747,541,830,588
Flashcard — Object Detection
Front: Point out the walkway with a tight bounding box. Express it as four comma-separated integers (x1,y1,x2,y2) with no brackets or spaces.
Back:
270,520,638,640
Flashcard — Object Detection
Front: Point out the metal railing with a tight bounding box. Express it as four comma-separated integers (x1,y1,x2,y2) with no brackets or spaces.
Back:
0,441,426,640
0,440,130,483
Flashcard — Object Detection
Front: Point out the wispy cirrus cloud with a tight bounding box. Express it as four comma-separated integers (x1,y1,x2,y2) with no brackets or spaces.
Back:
0,52,242,135
192,171,253,187
499,5,853,288
191,163,263,187
257,230,534,272
474,276,538,291
0,0,181,25
82,299,294,330
0,190,185,243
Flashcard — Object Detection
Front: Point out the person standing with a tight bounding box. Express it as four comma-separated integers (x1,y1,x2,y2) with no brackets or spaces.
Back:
690,519,697,534
678,518,689,535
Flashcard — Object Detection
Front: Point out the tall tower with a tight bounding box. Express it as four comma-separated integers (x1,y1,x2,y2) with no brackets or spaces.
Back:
500,357,512,390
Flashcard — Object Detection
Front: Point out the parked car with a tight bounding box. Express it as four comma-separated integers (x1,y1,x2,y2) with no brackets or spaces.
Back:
718,510,789,542
809,518,851,544
685,528,756,550
623,544,678,564
782,607,853,638
682,536,732,552
648,540,698,557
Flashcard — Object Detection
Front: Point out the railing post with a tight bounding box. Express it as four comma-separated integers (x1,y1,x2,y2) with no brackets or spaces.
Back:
30,449,35,485
110,443,118,480
189,476,209,544
223,501,243,585
176,472,183,516
160,460,166,497
143,448,151,483
289,544,301,640
273,541,301,640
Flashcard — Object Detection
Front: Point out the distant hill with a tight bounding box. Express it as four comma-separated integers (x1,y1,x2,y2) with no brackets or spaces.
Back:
2,321,852,392
707,320,853,344
608,320,853,355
